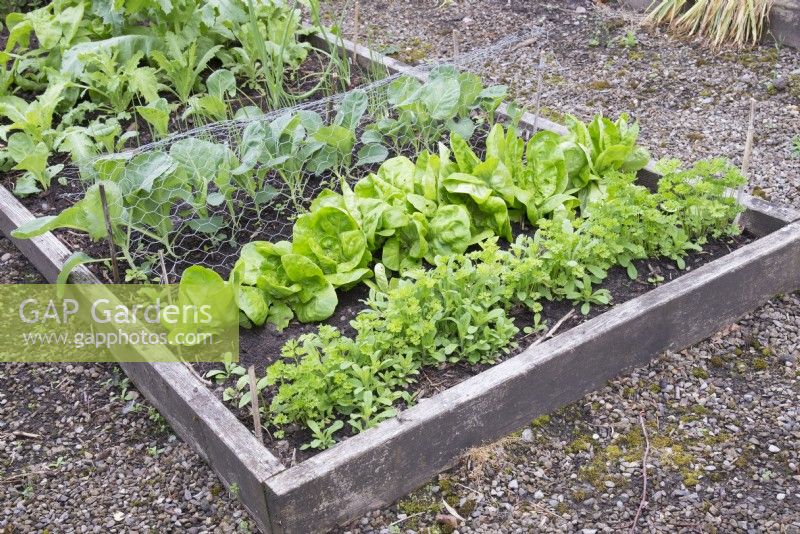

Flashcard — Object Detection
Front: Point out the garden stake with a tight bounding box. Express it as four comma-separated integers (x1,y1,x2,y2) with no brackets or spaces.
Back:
735,97,756,226
629,412,651,533
452,29,459,60
741,97,756,177
248,365,264,444
98,183,120,284
158,249,170,285
353,1,360,54
533,50,546,132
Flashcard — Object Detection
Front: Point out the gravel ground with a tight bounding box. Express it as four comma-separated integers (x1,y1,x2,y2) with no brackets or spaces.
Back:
2,0,800,532
0,240,252,532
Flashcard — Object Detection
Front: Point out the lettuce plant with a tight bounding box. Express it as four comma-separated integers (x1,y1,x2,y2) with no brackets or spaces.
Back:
230,240,337,327
560,113,651,209
254,159,746,449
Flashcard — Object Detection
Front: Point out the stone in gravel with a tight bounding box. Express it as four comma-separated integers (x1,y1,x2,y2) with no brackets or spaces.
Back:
521,428,534,442
509,479,518,490
0,253,10,262
768,445,781,453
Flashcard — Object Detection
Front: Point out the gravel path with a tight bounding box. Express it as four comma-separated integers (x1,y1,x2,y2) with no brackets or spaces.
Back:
0,239,252,532
3,0,800,532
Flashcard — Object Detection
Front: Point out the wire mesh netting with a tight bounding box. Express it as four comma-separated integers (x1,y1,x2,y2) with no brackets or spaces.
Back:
55,29,551,281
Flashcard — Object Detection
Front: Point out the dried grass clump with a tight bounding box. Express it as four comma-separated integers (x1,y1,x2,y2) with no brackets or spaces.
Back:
646,0,774,48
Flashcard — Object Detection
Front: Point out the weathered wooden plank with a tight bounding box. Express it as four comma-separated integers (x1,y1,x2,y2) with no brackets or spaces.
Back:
0,184,283,534
264,221,800,533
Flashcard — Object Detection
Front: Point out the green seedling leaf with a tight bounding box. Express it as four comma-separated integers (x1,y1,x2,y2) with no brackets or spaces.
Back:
136,98,171,139
335,89,368,131
356,144,388,167
11,182,126,241
420,75,460,120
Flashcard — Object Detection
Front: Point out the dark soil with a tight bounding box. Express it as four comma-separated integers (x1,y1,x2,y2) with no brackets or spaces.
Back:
201,230,754,465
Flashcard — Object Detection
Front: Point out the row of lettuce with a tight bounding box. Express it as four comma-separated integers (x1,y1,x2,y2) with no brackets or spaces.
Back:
260,159,742,447
0,0,333,195
229,112,650,329
200,119,743,449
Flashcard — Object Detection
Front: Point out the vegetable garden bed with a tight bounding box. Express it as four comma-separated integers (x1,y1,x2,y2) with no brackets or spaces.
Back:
3,33,800,534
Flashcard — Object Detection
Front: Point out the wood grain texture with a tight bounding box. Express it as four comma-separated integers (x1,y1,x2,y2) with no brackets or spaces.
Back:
264,220,800,533
0,184,283,534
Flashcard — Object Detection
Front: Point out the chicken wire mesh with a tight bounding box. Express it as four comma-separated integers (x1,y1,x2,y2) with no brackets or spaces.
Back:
54,29,551,282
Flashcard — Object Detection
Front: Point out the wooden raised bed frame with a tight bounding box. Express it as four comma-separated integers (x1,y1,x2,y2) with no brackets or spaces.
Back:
2,35,799,533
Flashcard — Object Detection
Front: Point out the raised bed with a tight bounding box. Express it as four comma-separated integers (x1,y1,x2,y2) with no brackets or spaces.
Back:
3,34,800,533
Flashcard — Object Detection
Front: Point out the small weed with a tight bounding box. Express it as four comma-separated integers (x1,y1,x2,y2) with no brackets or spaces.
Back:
682,469,702,487
792,137,800,157
588,80,612,90
566,435,592,454
543,73,565,85
750,186,768,200
619,31,638,48
229,483,241,498
395,37,433,65
21,483,35,498
398,497,439,515
148,407,169,433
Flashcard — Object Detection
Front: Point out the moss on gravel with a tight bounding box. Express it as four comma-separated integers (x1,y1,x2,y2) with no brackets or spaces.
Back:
394,37,434,65
692,367,710,379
